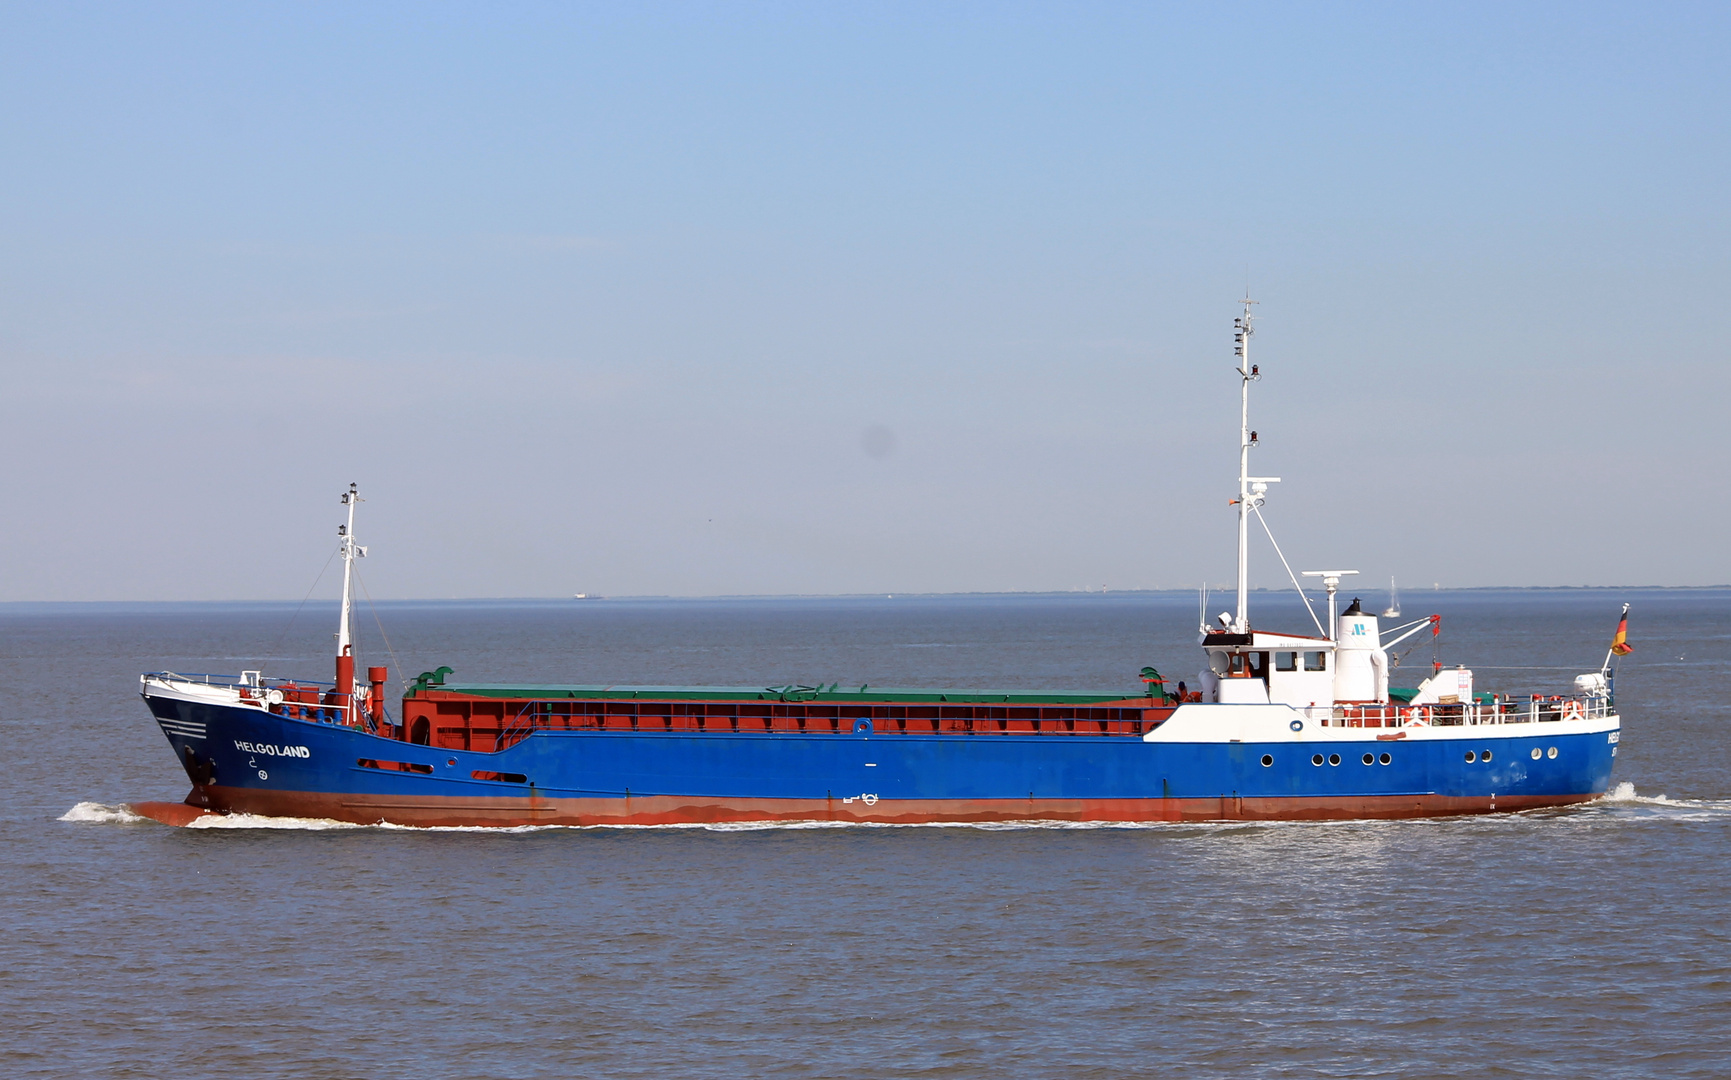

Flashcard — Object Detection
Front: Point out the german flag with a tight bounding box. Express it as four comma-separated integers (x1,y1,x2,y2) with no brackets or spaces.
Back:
1611,605,1633,656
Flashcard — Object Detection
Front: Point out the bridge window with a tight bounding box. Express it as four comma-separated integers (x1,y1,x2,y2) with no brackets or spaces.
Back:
1275,651,1297,671
1304,651,1328,672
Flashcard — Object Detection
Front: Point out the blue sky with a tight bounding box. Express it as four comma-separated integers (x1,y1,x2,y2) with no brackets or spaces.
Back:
1,2,1725,599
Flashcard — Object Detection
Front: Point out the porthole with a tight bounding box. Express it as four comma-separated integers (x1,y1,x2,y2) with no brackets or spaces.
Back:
1547,746,1558,759
1481,750,1492,762
1379,752,1391,765
1328,753,1341,767
1260,754,1274,767
1465,751,1477,763
1311,754,1324,766
1362,753,1374,766
1530,747,1542,760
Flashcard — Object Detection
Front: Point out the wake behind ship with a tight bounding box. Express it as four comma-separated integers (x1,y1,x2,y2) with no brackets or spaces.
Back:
136,301,1625,827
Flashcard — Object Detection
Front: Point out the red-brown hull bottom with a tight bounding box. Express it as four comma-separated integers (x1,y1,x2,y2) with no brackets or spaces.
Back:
131,785,1601,828
131,801,221,827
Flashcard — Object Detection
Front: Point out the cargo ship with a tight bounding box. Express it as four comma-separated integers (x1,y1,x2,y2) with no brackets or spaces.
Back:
135,300,1623,827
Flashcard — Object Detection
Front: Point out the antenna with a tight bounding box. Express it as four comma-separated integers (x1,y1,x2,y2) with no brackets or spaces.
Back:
1301,570,1359,641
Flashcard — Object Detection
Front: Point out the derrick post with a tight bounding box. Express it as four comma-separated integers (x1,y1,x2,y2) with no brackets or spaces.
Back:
335,652,355,723
368,666,388,733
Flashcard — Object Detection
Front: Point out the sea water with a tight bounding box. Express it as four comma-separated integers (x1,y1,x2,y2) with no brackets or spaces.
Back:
5,589,1728,1078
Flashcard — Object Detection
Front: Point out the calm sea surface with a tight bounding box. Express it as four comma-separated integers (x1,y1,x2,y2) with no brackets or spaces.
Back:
4,589,1728,1079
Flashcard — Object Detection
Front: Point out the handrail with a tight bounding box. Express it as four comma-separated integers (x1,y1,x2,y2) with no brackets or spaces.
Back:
146,670,374,728
146,670,337,689
1328,694,1612,728
497,699,539,750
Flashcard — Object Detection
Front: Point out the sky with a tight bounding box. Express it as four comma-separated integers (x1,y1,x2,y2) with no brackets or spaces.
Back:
0,2,1726,601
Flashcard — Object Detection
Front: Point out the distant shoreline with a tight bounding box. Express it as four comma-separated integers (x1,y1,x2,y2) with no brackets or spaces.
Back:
1,584,1726,609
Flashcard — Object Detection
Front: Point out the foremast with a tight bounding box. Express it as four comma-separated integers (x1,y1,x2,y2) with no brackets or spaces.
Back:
335,483,366,714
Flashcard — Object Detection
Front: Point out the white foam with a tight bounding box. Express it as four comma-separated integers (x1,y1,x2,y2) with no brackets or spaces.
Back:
36,802,1535,834
183,812,368,830
1588,781,1731,814
67,786,1723,833
668,817,1244,833
187,814,570,833
382,816,1284,834
163,814,1257,834
58,801,150,825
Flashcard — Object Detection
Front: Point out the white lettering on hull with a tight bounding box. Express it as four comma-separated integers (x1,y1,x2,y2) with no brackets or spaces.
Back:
234,740,311,758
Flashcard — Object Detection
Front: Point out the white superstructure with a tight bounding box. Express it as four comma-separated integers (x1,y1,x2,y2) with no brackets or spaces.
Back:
1189,297,1618,738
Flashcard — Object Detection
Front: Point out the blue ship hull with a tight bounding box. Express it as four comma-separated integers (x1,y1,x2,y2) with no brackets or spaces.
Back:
140,691,1619,826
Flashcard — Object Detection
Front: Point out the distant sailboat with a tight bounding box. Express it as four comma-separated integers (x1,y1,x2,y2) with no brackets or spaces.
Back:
1382,577,1401,618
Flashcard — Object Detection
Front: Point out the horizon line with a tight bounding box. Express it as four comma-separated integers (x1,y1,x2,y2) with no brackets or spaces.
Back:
1,583,1726,606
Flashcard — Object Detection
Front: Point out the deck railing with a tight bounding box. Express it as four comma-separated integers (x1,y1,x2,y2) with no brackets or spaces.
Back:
1325,695,1613,729
413,690,1621,754
144,670,391,731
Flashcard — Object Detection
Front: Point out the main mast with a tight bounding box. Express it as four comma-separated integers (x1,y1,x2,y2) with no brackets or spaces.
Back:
1229,296,1281,634
336,482,363,717
1234,299,1254,631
